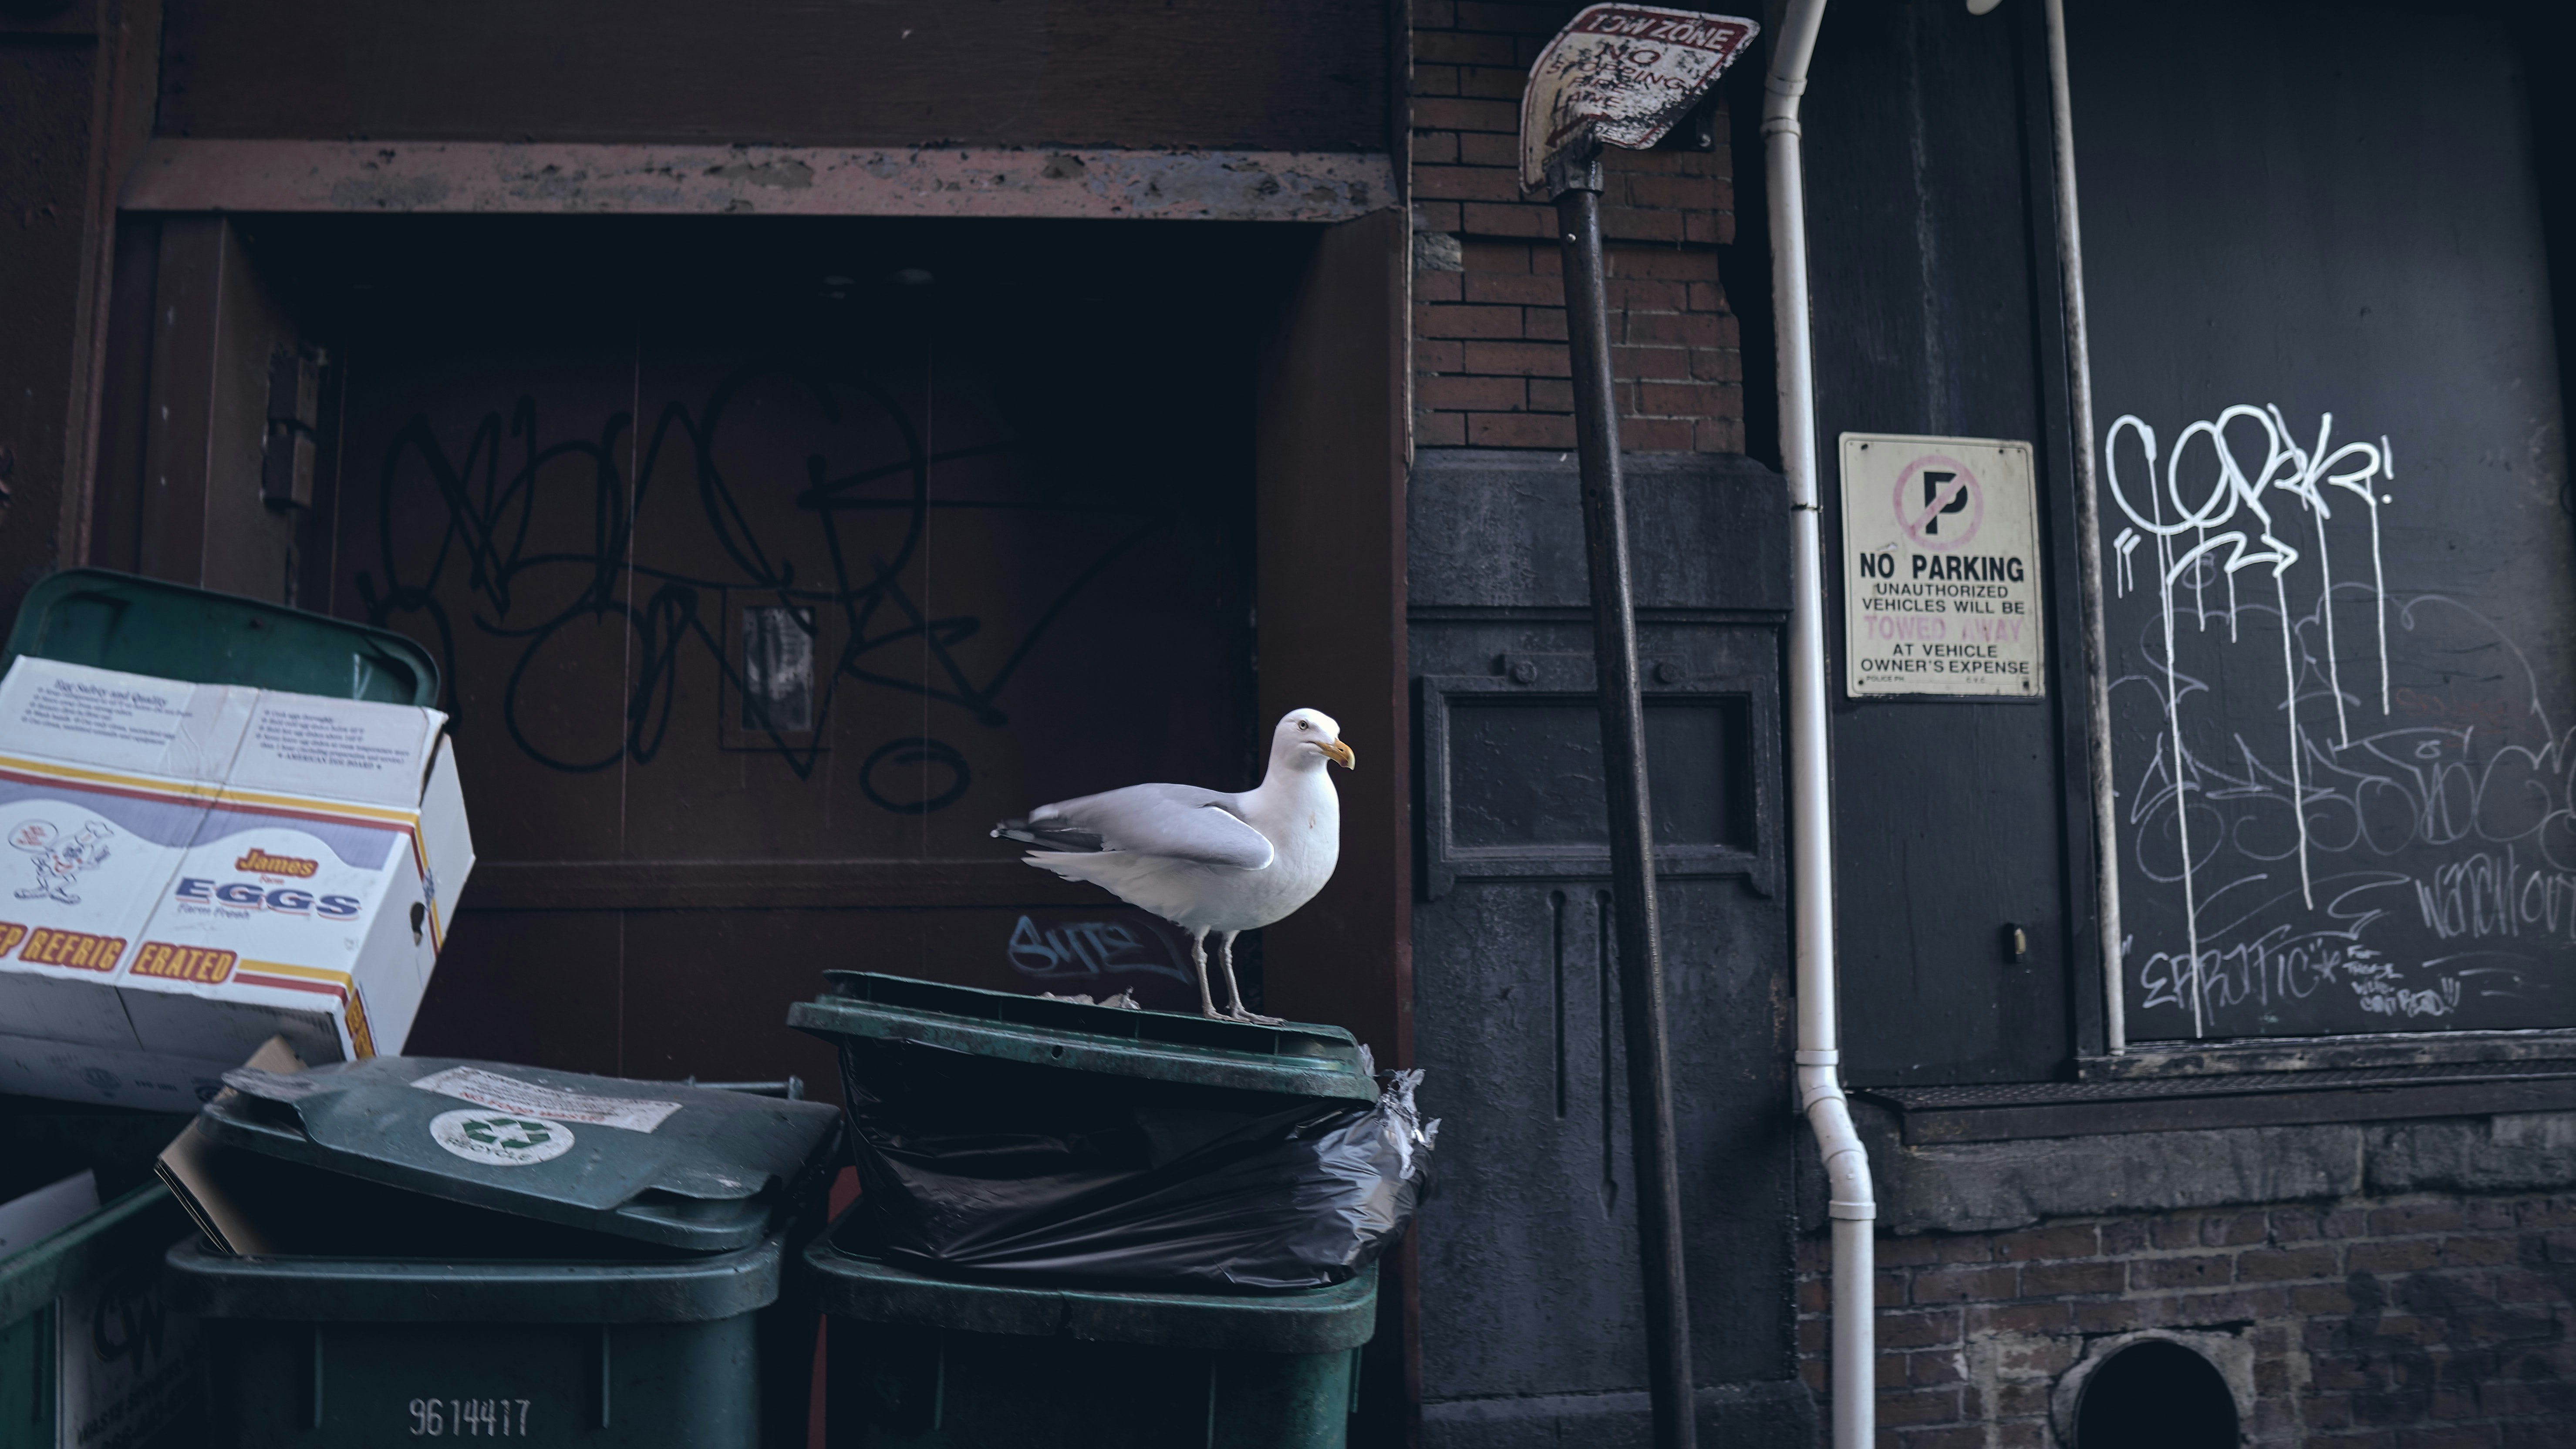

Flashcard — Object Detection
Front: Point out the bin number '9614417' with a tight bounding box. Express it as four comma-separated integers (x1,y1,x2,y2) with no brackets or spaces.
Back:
409,1398,531,1436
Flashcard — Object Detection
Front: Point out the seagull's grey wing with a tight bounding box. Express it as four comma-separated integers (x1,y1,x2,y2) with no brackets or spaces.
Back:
999,783,1274,869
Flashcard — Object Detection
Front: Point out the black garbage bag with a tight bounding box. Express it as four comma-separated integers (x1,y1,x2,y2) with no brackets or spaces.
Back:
838,1036,1436,1291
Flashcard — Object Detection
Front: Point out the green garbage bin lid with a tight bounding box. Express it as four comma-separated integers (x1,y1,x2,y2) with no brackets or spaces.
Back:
196,1058,842,1254
789,972,1377,1103
2,567,440,707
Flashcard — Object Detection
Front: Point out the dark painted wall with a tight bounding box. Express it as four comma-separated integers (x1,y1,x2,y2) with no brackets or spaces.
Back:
158,0,1391,152
0,0,158,627
0,27,98,611
1801,0,2093,1086
2072,0,2576,1042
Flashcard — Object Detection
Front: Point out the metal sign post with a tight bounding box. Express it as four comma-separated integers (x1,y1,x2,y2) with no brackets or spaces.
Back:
1521,11,1757,1449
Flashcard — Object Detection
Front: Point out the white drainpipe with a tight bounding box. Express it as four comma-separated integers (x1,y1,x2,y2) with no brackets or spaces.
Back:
1763,4,1877,1449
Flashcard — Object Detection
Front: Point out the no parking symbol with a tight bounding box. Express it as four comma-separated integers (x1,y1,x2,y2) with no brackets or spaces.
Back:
1895,455,1983,549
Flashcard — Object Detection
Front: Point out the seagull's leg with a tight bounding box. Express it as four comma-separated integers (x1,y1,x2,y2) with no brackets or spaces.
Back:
1218,931,1284,1025
1190,927,1222,1020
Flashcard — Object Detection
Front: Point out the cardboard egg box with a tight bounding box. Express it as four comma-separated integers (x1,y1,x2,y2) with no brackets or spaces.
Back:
0,658,472,1108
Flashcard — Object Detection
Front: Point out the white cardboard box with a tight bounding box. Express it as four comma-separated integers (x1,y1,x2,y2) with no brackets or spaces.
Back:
0,658,472,1108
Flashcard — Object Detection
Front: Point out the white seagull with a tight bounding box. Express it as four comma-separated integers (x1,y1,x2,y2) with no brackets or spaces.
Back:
991,708,1354,1023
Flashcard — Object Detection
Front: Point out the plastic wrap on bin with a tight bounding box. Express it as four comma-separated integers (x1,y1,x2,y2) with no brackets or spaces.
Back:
841,1036,1436,1291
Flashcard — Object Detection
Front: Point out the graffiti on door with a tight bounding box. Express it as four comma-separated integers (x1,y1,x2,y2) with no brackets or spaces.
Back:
2105,402,2576,1037
352,360,1171,799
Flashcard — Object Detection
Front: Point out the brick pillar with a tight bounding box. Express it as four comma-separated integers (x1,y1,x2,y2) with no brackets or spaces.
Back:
1409,1,1746,455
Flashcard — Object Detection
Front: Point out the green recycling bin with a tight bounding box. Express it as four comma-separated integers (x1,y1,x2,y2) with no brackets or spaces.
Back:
160,1059,842,1448
169,1230,794,1446
807,1222,1377,1449
0,569,443,1449
0,1095,204,1449
791,974,1413,1448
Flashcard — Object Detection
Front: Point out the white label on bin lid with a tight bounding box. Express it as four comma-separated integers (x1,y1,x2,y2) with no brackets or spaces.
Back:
428,1108,575,1167
410,1066,684,1133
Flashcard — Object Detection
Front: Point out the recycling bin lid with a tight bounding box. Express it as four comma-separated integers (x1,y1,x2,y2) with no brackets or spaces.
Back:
3,567,440,707
789,971,1377,1103
195,1057,843,1254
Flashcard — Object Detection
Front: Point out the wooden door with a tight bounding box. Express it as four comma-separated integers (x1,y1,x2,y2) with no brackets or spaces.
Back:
1407,449,1806,1444
308,218,1275,1085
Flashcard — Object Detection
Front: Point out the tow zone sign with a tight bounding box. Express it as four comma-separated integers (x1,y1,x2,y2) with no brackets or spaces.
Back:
1839,433,2045,699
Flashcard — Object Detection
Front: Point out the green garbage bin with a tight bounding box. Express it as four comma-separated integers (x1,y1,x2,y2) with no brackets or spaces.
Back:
0,1095,204,1449
0,569,445,1449
791,974,1404,1447
161,1059,842,1448
787,971,1416,1292
806,1220,1377,1449
169,1228,793,1446
2,567,439,708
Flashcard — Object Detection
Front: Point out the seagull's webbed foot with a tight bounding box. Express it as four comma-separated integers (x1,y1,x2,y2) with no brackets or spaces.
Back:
1224,1007,1287,1026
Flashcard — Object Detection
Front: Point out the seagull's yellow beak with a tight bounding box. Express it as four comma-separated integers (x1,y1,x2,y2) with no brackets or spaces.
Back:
1319,738,1356,770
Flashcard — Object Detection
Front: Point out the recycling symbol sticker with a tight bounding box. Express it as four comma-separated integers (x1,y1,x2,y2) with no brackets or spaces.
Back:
429,1109,574,1167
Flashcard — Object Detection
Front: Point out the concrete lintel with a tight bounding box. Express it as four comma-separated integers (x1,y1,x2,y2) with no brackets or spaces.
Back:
120,138,1396,222
1830,1107,2576,1236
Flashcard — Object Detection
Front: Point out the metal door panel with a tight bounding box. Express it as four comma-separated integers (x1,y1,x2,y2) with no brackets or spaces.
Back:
1408,449,1805,1444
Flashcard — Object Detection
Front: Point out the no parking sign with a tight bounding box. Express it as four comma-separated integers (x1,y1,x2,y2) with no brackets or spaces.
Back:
1838,433,2046,698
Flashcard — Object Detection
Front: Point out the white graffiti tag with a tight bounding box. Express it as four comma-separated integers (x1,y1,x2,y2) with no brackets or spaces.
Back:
2106,404,2576,1037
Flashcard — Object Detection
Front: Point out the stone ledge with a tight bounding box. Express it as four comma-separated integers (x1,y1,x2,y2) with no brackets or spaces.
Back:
1801,1105,2576,1235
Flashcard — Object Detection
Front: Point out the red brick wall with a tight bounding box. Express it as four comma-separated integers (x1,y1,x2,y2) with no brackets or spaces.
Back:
1410,1,1746,454
1796,1196,2576,1447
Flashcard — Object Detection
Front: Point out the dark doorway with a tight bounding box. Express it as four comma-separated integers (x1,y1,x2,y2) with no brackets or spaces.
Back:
209,213,1304,1086
2076,1339,2239,1449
